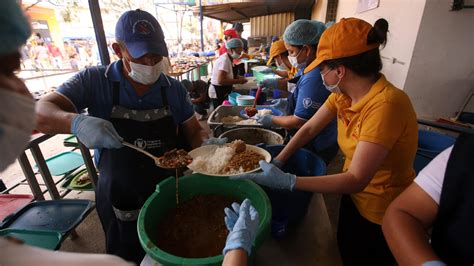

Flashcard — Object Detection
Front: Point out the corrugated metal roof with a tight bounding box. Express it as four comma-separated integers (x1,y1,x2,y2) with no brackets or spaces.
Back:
250,12,294,37
194,0,314,23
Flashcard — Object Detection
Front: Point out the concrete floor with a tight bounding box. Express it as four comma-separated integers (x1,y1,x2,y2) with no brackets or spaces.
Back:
3,118,345,265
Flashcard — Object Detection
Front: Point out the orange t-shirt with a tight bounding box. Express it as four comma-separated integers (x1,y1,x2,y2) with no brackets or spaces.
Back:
324,74,418,224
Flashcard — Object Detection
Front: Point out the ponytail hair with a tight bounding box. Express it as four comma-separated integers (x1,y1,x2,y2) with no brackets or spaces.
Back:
367,19,389,48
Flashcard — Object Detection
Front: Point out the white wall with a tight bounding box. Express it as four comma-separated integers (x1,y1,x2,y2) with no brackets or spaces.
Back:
335,0,427,89
403,0,474,118
311,0,328,22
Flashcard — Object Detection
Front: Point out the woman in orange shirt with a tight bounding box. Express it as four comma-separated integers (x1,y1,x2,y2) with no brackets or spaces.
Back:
234,18,418,264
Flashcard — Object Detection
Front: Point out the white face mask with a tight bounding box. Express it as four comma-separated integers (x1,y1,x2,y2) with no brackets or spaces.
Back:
125,59,163,85
276,59,289,71
231,50,242,59
321,69,342,93
288,47,307,69
0,88,36,172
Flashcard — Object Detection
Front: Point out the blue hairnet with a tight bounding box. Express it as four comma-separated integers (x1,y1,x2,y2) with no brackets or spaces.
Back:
0,0,31,56
225,38,243,49
283,19,326,46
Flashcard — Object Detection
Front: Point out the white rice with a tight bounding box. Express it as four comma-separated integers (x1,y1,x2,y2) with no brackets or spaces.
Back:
257,108,273,116
236,119,260,125
188,146,236,174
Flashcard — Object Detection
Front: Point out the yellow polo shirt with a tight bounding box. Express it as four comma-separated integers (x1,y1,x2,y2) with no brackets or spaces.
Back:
324,74,418,225
288,66,298,79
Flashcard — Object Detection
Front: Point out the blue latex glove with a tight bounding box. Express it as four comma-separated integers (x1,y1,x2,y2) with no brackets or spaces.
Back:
271,159,284,169
257,115,274,128
223,199,259,256
71,114,123,149
202,137,228,146
261,78,279,91
231,161,296,190
271,98,288,111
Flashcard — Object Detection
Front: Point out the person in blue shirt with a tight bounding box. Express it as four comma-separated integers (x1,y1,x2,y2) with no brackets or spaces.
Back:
258,19,338,164
36,10,206,264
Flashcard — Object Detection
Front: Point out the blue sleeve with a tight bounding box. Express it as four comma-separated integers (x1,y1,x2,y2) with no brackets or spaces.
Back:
56,67,103,112
294,71,330,120
169,79,194,124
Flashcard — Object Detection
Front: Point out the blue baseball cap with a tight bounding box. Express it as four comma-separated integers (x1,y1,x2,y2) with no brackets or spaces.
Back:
115,9,168,58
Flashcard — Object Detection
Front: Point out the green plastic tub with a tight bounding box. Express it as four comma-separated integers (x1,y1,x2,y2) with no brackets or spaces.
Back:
138,174,271,265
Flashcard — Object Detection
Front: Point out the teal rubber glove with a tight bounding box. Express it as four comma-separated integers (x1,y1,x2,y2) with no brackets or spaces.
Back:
202,137,228,146
257,115,274,128
231,161,296,190
71,114,123,149
261,78,279,91
223,199,259,256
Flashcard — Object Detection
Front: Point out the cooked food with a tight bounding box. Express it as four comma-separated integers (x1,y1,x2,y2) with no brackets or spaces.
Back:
257,108,273,116
245,106,257,117
221,116,243,123
221,150,264,175
188,140,264,175
230,139,246,153
76,173,91,185
158,149,193,168
236,119,260,125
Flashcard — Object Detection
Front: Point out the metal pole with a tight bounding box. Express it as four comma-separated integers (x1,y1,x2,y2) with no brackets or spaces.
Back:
199,0,204,52
88,0,110,66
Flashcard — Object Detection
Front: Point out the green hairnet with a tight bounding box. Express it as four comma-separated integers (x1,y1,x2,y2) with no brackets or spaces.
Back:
283,19,326,46
0,0,32,56
225,38,243,49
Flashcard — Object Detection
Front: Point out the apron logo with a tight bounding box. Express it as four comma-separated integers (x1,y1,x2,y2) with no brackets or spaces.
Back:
133,138,163,150
134,138,147,149
303,98,322,109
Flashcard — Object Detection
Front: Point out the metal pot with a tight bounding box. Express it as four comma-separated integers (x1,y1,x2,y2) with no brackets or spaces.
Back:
218,127,284,145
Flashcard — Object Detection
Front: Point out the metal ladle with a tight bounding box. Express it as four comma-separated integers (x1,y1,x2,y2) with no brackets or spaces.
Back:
121,142,172,169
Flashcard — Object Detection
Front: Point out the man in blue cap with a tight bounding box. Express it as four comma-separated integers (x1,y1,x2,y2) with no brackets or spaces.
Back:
36,9,206,263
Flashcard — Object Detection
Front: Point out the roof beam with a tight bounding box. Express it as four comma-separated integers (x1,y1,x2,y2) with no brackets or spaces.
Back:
230,7,249,19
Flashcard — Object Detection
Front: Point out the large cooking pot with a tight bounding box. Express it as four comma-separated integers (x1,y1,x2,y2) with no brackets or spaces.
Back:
218,127,284,145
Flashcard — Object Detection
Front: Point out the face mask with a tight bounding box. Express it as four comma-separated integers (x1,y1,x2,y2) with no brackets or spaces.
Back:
276,59,289,71
288,47,307,69
0,88,36,172
125,59,163,85
321,69,342,93
231,50,242,59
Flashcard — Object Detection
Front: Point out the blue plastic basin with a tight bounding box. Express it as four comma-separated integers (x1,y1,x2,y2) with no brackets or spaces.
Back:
260,144,326,238
414,130,456,174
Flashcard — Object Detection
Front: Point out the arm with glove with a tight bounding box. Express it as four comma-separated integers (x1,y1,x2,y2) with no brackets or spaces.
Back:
37,92,123,149
222,199,259,266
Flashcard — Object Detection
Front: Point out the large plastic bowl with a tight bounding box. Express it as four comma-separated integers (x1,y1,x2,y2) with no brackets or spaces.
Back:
138,174,271,265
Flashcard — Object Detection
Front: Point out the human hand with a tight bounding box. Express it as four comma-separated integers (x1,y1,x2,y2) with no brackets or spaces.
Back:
238,77,248,84
202,137,228,146
257,115,274,128
231,161,296,190
71,114,123,149
223,199,259,256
